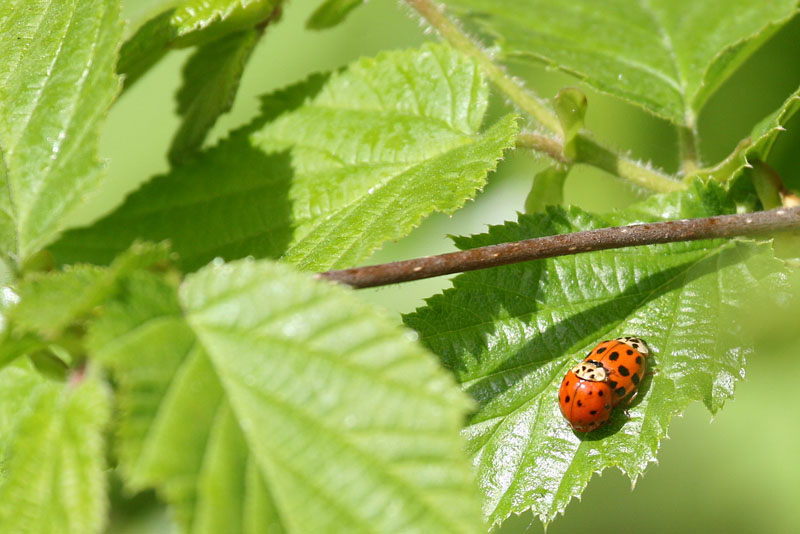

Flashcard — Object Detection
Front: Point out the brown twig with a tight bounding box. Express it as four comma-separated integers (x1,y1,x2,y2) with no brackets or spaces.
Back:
317,206,800,289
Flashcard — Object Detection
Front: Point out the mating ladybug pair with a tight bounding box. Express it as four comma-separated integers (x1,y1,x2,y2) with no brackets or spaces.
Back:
558,336,649,432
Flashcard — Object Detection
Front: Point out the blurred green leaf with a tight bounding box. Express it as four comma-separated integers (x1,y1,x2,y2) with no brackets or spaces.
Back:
524,167,567,213
28,350,70,381
88,271,237,530
169,29,262,165
403,181,788,526
11,242,171,337
695,87,800,183
118,0,280,87
0,0,123,265
52,44,518,272
441,0,797,126
90,260,484,533
0,362,110,534
307,0,364,29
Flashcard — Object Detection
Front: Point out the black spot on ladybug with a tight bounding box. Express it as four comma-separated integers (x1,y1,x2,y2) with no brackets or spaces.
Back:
598,390,604,397
590,410,597,415
588,390,593,395
636,356,642,364
608,380,618,389
577,400,583,407
627,349,633,355
632,374,640,385
618,365,630,376
609,351,619,361
565,396,570,403
597,346,606,354
616,386,626,396
565,381,570,386
604,404,611,410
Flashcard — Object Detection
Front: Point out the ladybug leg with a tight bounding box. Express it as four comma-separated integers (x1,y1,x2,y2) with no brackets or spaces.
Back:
621,390,639,415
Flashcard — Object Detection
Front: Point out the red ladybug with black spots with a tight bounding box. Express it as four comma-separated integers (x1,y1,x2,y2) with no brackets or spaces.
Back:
558,336,649,432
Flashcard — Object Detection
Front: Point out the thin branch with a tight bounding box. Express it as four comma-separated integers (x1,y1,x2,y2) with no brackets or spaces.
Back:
317,206,800,289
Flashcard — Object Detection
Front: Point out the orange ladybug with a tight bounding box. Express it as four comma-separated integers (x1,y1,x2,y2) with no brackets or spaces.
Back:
558,337,649,432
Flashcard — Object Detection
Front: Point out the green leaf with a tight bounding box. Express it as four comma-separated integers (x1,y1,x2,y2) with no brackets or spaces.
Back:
524,166,567,214
11,242,171,337
90,260,484,533
253,43,518,269
0,0,124,265
170,29,262,164
88,272,234,529
750,161,783,210
0,362,110,534
695,87,800,183
51,74,328,271
553,87,586,157
441,0,798,126
403,181,788,526
52,44,519,272
118,0,280,88
306,0,364,29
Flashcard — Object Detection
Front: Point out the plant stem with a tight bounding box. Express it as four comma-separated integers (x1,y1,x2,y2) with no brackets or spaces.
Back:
407,0,685,194
515,132,567,163
317,206,800,288
678,125,701,174
572,136,685,193
405,0,561,133
517,132,684,192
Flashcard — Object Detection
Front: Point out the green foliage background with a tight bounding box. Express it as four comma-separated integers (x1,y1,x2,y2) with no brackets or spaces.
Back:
44,0,800,532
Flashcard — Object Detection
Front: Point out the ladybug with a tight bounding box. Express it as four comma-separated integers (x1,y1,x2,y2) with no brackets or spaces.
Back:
559,337,649,432
558,360,614,432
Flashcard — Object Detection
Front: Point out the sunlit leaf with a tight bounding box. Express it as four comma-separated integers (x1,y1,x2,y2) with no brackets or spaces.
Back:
89,260,484,533
0,0,123,264
118,0,279,87
52,44,518,272
0,363,110,533
441,0,797,127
